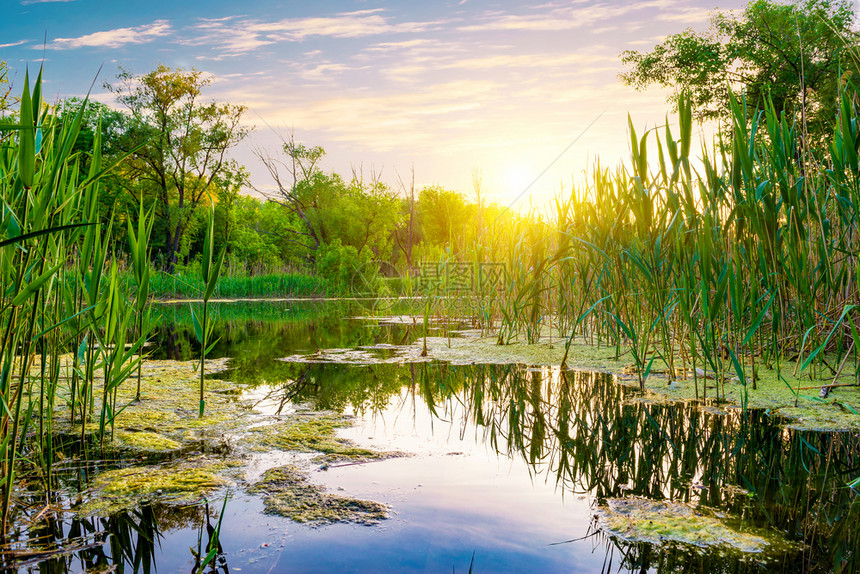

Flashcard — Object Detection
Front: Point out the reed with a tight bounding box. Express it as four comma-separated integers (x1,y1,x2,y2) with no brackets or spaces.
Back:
415,83,860,402
147,270,328,299
0,71,151,533
192,207,225,418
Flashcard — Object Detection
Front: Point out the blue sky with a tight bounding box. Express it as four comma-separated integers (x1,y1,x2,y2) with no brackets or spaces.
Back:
2,0,750,208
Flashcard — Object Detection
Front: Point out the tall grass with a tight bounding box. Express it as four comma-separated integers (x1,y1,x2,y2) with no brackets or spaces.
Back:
146,270,329,299
0,71,150,533
417,85,860,398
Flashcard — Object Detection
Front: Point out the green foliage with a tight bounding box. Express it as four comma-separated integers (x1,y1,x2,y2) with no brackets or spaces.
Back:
106,65,249,271
620,0,859,136
417,185,470,248
216,195,302,270
315,239,377,293
257,137,403,265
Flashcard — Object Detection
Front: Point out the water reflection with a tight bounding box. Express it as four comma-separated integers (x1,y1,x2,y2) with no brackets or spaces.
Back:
6,303,860,573
263,361,860,572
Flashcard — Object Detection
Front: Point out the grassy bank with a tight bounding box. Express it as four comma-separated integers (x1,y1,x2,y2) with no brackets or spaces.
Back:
146,270,330,299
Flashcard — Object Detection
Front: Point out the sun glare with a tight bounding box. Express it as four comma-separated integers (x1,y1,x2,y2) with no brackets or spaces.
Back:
505,165,534,196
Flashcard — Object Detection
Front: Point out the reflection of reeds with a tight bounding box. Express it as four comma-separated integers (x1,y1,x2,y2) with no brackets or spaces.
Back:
413,365,860,569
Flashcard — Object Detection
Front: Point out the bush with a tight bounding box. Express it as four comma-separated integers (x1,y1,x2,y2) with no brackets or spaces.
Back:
315,240,379,294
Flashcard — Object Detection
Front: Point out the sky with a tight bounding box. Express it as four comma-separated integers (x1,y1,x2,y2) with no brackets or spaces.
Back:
1,0,751,210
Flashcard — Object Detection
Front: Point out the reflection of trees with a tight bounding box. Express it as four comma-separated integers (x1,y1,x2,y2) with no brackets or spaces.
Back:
415,366,860,572
151,301,413,366
131,302,860,571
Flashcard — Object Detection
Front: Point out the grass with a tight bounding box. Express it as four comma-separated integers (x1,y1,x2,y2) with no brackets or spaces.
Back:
412,87,860,408
147,270,329,299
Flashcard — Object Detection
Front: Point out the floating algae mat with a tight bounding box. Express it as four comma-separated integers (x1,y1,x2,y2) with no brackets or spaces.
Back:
249,465,388,525
79,460,229,515
251,412,405,464
47,354,398,530
595,497,782,553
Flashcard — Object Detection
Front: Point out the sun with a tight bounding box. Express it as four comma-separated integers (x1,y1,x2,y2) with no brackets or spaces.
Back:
505,165,534,196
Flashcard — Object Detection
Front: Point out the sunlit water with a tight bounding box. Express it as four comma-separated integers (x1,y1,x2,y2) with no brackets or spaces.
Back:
8,300,860,573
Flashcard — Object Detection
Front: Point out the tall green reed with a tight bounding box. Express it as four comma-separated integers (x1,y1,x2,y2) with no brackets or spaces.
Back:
0,70,152,533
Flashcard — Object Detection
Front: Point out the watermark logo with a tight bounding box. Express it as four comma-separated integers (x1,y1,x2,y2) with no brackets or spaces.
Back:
417,262,505,293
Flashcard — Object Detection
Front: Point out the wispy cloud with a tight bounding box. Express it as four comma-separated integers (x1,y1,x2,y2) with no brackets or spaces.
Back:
188,10,444,57
20,0,76,5
458,0,692,32
45,19,171,50
0,40,28,48
657,8,712,23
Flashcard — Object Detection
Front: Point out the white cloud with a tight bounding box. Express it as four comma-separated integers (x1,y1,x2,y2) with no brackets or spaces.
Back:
45,19,172,50
458,0,701,32
0,40,28,48
188,10,445,57
20,0,76,5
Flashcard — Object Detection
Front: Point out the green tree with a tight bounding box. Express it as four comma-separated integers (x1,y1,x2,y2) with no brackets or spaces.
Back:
256,134,327,257
106,65,250,271
222,196,305,271
620,0,859,136
0,61,15,115
417,185,470,250
257,138,402,263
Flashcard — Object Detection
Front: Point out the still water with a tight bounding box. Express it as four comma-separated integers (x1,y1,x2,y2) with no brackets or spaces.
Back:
9,300,860,573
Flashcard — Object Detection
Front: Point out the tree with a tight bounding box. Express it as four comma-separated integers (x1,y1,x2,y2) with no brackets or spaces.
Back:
106,65,250,271
255,133,327,259
256,137,402,263
620,0,860,136
0,61,15,116
417,185,470,250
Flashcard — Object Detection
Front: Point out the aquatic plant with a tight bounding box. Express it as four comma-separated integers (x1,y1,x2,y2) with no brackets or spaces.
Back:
414,81,860,409
192,206,225,417
0,70,152,533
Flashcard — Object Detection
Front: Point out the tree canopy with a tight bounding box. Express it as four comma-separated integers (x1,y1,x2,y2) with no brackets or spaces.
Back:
106,65,250,271
620,0,860,136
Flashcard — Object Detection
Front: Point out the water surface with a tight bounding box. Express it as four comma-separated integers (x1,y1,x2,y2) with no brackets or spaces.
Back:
9,300,860,573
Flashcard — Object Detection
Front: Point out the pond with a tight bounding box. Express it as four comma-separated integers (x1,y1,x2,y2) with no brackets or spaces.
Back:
6,299,860,573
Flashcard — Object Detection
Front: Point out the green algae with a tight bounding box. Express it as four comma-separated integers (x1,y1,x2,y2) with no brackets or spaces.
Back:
252,413,402,463
115,431,181,453
47,356,395,523
79,462,228,515
248,465,387,525
596,497,785,554
51,357,250,452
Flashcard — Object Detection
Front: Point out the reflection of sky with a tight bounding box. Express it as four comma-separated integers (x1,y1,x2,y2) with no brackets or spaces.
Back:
3,0,746,208
278,387,607,573
127,383,609,573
